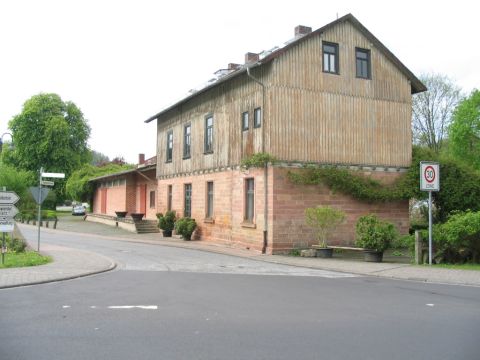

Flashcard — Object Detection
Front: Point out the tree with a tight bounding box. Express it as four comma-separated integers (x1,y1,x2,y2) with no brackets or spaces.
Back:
66,163,133,202
412,73,462,152
448,89,480,169
7,93,91,200
91,150,110,166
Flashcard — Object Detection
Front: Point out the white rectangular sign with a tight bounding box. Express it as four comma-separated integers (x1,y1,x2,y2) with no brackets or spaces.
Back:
0,191,19,204
420,162,440,192
42,172,65,178
41,180,54,186
0,219,14,232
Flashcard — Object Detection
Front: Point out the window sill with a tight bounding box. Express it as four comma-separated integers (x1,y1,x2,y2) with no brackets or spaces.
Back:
203,151,214,155
183,156,191,160
165,160,172,163
241,221,256,229
203,217,215,224
323,70,339,75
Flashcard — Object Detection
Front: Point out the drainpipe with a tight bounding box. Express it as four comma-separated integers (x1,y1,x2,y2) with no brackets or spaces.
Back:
246,65,268,254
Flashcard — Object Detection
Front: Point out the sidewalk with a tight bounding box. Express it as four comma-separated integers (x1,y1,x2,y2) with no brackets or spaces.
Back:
3,218,480,288
0,225,116,289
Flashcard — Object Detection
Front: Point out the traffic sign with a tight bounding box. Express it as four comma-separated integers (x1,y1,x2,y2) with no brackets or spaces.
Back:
42,172,65,178
420,162,440,192
0,204,19,218
29,187,50,205
41,180,54,186
0,191,19,204
0,220,14,232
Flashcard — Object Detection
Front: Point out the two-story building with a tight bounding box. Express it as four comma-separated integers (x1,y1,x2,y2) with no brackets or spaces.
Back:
145,14,426,254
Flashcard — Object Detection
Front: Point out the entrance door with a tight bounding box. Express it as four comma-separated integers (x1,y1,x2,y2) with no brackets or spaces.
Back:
100,188,107,214
139,184,147,215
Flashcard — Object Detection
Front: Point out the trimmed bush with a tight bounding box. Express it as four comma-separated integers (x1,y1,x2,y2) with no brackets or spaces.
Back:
174,217,197,240
355,214,398,252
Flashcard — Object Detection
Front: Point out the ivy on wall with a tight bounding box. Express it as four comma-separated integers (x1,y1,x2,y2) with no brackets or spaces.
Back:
287,166,415,203
241,153,277,168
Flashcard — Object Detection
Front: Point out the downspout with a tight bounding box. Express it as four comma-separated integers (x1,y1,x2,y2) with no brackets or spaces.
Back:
246,65,268,254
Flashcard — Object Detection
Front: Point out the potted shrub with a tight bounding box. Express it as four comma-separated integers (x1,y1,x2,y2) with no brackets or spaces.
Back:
175,217,197,240
355,214,398,262
157,211,176,237
305,205,346,258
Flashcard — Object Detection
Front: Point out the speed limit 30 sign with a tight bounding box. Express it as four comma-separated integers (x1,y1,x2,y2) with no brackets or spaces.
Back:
420,162,440,191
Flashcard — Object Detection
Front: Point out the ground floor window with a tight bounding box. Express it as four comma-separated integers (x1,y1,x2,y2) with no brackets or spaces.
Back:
149,190,155,208
245,178,254,222
184,184,192,217
167,185,172,211
206,181,214,218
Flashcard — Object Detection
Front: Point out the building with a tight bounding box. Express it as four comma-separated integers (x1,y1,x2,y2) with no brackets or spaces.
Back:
88,155,159,233
144,14,425,253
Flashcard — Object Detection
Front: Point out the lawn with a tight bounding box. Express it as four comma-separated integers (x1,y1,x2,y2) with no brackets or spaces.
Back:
0,251,51,269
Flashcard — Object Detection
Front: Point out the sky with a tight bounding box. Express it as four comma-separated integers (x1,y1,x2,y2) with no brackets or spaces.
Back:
0,0,478,165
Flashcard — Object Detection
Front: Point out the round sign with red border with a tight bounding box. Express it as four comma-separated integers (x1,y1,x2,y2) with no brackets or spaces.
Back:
424,165,436,183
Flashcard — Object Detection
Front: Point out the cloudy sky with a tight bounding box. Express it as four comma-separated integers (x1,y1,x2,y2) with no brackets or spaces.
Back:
0,0,478,164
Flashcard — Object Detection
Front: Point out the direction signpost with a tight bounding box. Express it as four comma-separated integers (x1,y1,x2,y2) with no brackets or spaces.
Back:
36,168,65,252
420,162,440,265
0,190,20,264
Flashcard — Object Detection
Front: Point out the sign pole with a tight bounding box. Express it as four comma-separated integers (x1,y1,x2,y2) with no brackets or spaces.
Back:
1,232,5,265
428,191,433,265
37,167,43,252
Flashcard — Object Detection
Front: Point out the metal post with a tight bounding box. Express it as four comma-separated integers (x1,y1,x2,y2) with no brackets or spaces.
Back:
428,191,432,265
37,167,43,252
1,232,5,265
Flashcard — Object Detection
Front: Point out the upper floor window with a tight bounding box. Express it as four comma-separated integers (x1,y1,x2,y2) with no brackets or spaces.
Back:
183,123,191,159
242,111,249,131
254,107,262,128
323,42,339,74
356,48,371,79
166,130,173,162
204,115,214,153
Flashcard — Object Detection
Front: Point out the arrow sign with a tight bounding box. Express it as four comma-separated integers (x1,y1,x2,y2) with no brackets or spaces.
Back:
29,187,50,205
42,172,65,178
0,191,20,205
0,204,19,218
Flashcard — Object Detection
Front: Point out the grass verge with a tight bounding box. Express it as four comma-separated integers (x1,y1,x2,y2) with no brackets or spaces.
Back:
425,263,480,271
0,251,52,269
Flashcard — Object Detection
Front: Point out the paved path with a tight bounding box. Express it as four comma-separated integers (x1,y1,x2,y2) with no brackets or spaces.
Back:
2,218,480,288
0,241,115,289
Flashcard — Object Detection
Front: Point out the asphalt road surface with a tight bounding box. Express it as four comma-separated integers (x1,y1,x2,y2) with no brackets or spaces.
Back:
1,228,479,360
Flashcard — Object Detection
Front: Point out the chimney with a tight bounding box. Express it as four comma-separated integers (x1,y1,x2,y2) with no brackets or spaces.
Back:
294,25,312,37
245,52,259,64
228,63,241,70
138,153,145,165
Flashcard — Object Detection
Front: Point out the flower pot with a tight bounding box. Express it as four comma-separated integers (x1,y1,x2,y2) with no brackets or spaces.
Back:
131,213,144,222
115,211,127,218
162,230,172,237
316,247,333,258
364,250,383,262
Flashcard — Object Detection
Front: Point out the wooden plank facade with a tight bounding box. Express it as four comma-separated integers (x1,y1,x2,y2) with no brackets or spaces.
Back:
147,14,425,253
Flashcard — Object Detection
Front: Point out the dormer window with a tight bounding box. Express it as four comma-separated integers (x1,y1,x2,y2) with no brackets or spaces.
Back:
322,42,339,74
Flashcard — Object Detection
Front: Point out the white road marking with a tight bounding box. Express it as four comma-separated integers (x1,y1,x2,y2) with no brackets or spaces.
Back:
90,306,97,309
426,303,435,307
108,305,158,310
62,305,71,309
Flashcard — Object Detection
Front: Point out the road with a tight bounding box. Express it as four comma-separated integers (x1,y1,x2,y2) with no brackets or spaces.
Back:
0,227,479,360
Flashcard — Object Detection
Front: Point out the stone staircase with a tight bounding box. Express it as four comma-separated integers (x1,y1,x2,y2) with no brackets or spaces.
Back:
134,220,160,234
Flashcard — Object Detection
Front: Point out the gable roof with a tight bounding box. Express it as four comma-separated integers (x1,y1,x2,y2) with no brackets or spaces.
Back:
145,13,426,124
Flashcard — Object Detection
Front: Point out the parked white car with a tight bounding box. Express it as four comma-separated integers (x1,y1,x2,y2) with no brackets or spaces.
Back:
72,205,86,216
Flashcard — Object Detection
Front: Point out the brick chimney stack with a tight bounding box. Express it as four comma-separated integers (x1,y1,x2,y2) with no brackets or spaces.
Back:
138,153,145,165
245,52,259,64
294,25,312,37
228,63,241,70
